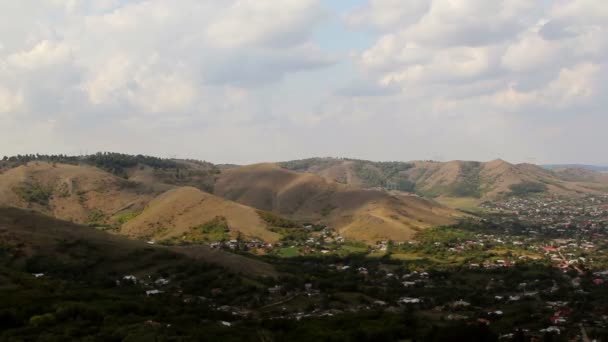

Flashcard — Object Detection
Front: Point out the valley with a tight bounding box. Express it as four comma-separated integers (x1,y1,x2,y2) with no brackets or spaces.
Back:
1,153,608,340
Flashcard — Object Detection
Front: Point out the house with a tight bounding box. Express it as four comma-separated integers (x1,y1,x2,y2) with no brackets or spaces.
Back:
268,285,282,295
477,318,491,325
155,278,170,286
398,297,422,304
123,275,137,283
451,299,471,308
146,289,163,296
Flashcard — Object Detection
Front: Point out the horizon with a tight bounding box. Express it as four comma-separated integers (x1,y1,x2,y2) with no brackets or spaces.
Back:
1,1,607,165
3,151,607,168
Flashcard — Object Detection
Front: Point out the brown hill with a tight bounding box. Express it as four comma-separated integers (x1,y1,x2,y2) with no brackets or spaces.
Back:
214,163,460,242
0,162,158,225
125,159,218,193
554,167,608,184
279,158,608,201
121,186,280,242
0,206,276,277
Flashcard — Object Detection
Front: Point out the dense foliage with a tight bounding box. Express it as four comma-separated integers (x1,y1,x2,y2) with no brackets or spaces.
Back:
14,182,54,206
509,181,548,195
2,152,178,173
258,211,301,228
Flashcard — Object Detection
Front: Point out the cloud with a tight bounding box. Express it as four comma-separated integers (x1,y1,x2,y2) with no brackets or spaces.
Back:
337,0,608,163
0,0,332,121
0,85,23,114
350,0,607,105
0,0,606,164
206,0,326,48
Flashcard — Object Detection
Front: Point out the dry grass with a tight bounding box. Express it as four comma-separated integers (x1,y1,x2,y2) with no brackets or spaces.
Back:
215,164,461,242
121,186,280,242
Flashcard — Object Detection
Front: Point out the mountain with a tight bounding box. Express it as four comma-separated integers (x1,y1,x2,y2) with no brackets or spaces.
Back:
0,161,160,225
552,167,608,183
0,206,276,277
121,186,281,242
543,164,608,173
0,161,283,244
214,163,460,242
279,158,608,201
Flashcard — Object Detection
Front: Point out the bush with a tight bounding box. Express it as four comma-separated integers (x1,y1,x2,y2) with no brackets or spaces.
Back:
14,182,54,206
258,211,300,228
509,181,548,195
29,313,56,327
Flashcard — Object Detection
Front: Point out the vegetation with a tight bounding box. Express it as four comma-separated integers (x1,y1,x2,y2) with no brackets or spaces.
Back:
86,210,106,225
198,216,230,241
279,158,416,191
115,211,141,225
258,211,300,229
279,158,341,172
351,160,414,189
1,153,218,182
14,182,54,206
509,181,548,196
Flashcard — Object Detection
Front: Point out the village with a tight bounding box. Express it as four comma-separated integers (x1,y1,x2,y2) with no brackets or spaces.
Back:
77,193,605,340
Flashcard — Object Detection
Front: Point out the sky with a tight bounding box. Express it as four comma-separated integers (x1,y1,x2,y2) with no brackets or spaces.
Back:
0,0,606,165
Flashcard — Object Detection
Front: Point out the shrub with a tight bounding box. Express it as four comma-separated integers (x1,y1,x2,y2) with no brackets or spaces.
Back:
509,181,548,195
14,182,54,206
29,313,56,327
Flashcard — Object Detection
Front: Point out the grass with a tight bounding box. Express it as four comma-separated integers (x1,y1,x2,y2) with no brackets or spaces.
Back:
258,210,300,228
277,247,300,258
337,244,368,255
115,211,140,225
86,211,106,225
436,197,482,211
174,216,230,243
14,182,54,207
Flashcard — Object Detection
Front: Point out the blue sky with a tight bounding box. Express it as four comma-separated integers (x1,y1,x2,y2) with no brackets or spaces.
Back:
0,0,606,165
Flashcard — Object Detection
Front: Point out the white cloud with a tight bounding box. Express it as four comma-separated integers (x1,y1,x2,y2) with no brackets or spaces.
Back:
7,40,72,70
346,0,430,30
206,0,325,48
0,0,606,164
0,85,23,114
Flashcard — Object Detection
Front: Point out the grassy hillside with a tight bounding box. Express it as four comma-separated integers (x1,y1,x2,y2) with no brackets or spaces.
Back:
278,158,608,201
214,163,460,242
280,158,415,190
0,207,276,277
0,162,159,226
121,186,281,243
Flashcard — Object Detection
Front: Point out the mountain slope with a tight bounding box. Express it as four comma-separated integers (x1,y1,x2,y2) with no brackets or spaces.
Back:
279,158,608,200
0,206,276,277
0,162,158,225
214,163,460,242
121,186,280,242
